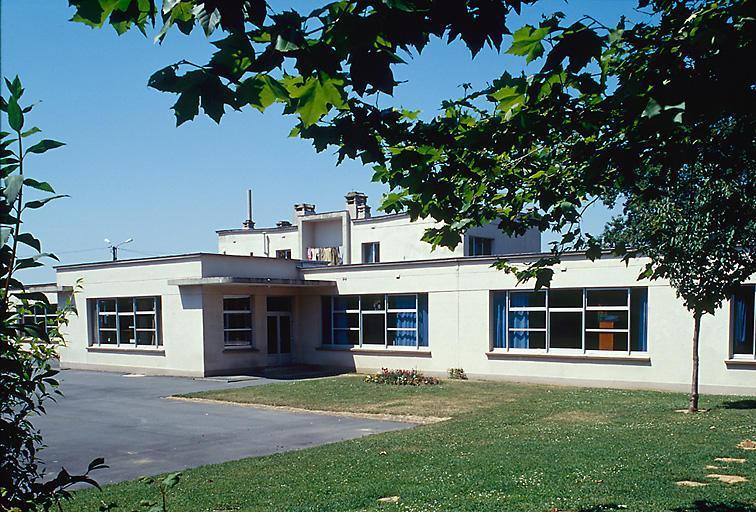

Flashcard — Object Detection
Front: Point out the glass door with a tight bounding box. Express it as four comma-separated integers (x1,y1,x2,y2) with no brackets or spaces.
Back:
267,296,293,364
267,314,292,355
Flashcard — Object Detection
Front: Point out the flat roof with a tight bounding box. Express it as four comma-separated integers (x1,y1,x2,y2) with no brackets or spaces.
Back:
167,277,335,287
54,252,302,272
12,283,74,293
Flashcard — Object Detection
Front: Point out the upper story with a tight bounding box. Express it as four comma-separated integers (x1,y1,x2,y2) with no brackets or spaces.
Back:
217,191,541,265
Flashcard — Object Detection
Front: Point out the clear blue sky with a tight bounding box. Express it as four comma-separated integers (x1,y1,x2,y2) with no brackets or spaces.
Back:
1,0,641,282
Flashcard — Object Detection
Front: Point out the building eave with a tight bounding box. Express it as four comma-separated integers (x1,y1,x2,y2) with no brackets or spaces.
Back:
167,276,335,287
300,250,627,273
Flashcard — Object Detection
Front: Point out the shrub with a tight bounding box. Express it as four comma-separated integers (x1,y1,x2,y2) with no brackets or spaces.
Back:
364,368,440,386
447,368,467,380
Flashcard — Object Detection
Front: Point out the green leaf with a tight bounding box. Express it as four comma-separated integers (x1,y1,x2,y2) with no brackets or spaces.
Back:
7,96,23,132
24,194,68,210
15,253,55,270
506,25,551,63
289,76,345,127
16,232,41,252
4,174,23,203
161,472,181,489
489,86,524,114
172,90,200,126
21,127,41,138
237,75,289,112
23,178,55,193
5,76,23,98
25,139,65,154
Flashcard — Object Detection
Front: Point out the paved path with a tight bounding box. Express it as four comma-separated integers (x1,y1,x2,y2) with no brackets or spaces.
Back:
33,369,410,484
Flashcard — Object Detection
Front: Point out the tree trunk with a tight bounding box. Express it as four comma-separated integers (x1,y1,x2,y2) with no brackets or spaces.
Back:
688,311,702,413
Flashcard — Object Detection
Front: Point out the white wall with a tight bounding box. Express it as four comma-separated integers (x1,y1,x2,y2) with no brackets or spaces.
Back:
53,250,756,394
218,229,299,258
350,215,461,263
299,256,756,395
201,286,303,375
56,257,207,376
218,214,541,263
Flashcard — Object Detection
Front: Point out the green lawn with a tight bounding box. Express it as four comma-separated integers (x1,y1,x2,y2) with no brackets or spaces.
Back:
67,377,756,512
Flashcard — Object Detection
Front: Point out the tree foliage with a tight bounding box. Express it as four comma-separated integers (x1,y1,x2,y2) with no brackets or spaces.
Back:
66,0,754,286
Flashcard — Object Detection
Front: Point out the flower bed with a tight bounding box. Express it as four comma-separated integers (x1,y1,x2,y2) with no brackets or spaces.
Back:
364,368,440,386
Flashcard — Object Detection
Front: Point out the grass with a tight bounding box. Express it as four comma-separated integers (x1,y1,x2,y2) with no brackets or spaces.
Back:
66,376,756,512
180,375,526,418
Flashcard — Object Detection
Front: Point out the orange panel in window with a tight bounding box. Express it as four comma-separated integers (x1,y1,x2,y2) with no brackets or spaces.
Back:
599,321,615,350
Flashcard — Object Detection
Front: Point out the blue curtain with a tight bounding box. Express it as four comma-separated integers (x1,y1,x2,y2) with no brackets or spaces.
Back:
630,288,648,352
393,311,417,346
733,294,747,345
493,292,507,348
509,292,530,308
508,310,530,348
393,329,416,346
394,312,417,329
509,330,529,349
418,294,429,347
731,286,754,353
391,295,416,309
321,296,332,344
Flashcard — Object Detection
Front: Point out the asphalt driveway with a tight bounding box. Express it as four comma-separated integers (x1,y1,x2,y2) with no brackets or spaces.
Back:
33,369,410,484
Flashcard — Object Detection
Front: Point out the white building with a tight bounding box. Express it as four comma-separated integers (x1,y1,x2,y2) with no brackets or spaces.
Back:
43,192,754,395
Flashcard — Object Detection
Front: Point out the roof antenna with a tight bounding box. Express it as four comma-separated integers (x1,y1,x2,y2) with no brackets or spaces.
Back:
243,189,255,229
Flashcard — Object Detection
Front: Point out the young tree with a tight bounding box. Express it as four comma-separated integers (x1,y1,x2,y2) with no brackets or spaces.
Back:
603,157,756,412
0,77,105,511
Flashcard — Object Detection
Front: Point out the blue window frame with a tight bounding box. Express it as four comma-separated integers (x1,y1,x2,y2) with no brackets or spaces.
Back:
323,293,428,348
492,288,648,353
731,285,756,359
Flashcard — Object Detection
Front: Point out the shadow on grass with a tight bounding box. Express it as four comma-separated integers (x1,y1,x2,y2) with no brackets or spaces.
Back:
671,502,756,512
576,503,756,512
720,399,756,410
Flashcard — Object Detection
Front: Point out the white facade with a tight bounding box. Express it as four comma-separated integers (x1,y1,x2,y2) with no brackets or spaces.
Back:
47,191,756,395
217,192,541,263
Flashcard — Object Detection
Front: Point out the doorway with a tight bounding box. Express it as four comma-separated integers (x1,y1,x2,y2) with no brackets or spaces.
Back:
267,297,293,364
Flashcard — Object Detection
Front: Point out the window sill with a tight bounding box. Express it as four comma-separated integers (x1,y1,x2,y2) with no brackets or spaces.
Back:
222,346,259,353
725,359,756,368
485,350,651,364
87,346,165,356
317,346,432,357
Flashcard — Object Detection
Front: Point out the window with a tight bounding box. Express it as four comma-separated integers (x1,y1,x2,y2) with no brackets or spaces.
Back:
362,242,380,263
492,288,648,353
469,236,493,256
275,249,292,259
20,303,58,337
324,294,428,348
223,296,253,346
731,285,755,359
92,297,160,347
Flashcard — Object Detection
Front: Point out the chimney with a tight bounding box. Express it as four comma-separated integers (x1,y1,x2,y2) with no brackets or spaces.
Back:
293,203,316,220
345,191,370,219
243,189,255,229
276,220,292,228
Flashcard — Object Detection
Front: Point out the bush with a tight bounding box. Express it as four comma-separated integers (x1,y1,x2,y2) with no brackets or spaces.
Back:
447,368,467,380
364,368,440,386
